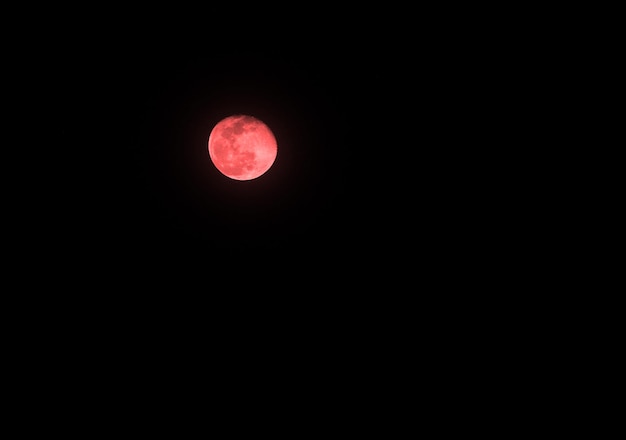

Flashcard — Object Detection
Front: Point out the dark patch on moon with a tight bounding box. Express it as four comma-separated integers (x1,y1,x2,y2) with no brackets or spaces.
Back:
232,121,245,135
221,127,234,139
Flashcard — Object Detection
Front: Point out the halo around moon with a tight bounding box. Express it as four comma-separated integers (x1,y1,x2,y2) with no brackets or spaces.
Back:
208,115,278,181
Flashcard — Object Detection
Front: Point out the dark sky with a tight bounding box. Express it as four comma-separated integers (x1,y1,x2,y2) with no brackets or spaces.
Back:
10,9,540,413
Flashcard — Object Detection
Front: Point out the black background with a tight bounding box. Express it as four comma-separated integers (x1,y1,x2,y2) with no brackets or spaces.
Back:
3,6,586,431
6,5,548,425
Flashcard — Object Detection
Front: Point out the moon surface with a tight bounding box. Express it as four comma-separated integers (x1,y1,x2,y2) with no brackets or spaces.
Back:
208,115,278,181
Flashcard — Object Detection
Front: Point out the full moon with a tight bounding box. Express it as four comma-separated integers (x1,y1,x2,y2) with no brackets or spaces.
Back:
208,114,278,181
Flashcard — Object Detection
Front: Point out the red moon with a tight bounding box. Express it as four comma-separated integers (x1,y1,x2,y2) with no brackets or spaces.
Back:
208,115,278,181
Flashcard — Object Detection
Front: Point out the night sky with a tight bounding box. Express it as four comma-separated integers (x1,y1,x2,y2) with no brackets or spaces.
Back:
9,9,541,423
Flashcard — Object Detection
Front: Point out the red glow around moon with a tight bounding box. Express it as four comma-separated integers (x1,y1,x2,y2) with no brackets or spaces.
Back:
208,115,278,181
